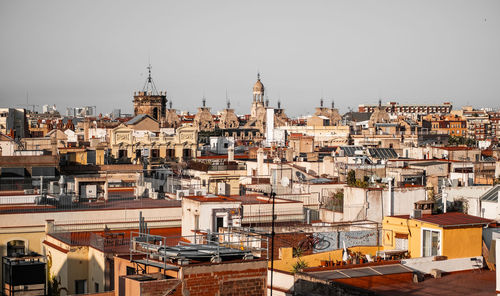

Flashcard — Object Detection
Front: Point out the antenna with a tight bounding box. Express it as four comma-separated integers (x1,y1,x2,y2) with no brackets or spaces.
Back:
142,64,159,95
225,89,231,109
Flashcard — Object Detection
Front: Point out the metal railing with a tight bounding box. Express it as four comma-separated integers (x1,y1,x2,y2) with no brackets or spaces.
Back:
52,217,181,233
129,229,269,269
0,195,179,214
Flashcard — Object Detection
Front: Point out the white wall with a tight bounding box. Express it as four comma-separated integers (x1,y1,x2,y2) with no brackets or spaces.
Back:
0,206,181,228
344,186,425,223
443,186,492,217
0,140,15,156
181,198,241,239
481,201,497,220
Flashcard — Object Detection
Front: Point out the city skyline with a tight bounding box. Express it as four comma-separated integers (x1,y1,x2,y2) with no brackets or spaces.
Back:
1,0,499,116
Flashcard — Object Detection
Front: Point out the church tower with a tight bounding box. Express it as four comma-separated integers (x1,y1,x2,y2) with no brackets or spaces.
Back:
133,65,167,121
251,73,266,119
253,73,264,102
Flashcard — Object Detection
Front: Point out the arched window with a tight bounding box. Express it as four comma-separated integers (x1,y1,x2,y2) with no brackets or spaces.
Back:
152,107,159,120
7,240,25,256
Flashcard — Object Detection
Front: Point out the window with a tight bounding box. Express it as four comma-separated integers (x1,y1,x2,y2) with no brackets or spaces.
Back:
194,215,199,231
126,266,136,275
119,149,128,158
422,229,441,257
7,240,25,256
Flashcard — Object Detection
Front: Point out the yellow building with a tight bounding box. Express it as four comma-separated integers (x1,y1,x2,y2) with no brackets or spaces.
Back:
59,147,106,165
382,212,492,259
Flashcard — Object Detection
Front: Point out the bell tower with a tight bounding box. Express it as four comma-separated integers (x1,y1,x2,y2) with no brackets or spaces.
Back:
133,65,167,121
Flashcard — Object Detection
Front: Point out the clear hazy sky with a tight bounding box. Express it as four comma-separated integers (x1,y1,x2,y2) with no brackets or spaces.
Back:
1,0,499,117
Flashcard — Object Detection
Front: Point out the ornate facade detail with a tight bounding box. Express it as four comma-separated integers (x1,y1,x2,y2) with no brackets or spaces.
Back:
369,99,391,127
315,99,342,126
193,99,215,132
218,106,240,129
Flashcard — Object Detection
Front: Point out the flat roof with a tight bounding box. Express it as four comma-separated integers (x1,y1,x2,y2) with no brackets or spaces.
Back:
0,198,181,214
306,264,412,281
409,161,447,167
344,270,496,296
183,195,238,203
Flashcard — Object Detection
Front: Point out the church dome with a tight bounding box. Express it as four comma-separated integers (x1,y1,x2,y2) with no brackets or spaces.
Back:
253,74,264,93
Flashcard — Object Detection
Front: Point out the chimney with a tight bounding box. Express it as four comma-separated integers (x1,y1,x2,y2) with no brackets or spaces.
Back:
496,189,500,220
228,144,234,162
45,219,55,234
83,119,90,142
257,148,265,176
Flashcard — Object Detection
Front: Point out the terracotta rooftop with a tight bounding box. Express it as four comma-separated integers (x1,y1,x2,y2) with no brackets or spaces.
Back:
341,270,496,296
392,212,493,228
230,195,301,204
183,195,238,203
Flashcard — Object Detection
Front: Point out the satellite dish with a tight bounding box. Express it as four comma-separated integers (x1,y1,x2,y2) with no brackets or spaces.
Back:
280,177,290,187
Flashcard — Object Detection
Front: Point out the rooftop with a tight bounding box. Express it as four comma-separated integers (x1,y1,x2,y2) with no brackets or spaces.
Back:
391,212,493,228
183,195,238,203
0,197,180,214
230,194,301,204
480,185,500,202
346,270,495,296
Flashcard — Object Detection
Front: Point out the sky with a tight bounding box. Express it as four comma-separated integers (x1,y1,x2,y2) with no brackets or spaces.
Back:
0,0,499,117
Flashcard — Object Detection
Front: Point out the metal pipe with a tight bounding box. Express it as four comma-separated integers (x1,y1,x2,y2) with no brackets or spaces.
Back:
270,190,276,296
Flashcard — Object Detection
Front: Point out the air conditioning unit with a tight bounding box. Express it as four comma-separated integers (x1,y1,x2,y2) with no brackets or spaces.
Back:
176,189,190,200
410,209,422,219
194,189,207,196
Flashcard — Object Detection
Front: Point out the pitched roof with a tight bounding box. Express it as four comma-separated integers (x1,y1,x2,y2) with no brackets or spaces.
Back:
480,185,500,202
340,146,364,157
368,148,398,159
414,212,492,227
126,114,157,125
0,133,13,141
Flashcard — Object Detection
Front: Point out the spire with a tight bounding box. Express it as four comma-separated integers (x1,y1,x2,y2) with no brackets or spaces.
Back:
202,97,206,107
142,64,159,95
169,101,172,109
265,98,269,107
331,100,335,109
278,99,281,109
257,72,261,81
227,99,231,109
320,98,324,107
378,99,382,107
